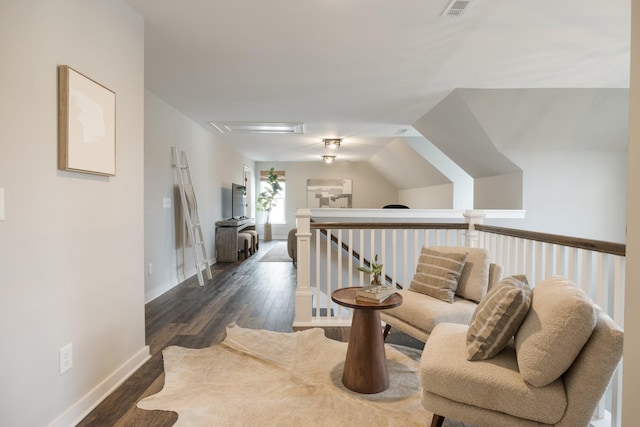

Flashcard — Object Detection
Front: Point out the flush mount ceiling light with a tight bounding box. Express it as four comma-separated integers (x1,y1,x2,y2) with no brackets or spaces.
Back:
322,155,336,164
209,121,305,134
323,138,341,149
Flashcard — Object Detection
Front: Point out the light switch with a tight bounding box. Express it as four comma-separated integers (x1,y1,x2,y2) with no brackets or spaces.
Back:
162,197,171,209
0,188,4,221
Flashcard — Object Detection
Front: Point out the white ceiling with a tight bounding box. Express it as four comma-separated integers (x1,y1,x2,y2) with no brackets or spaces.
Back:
124,0,630,163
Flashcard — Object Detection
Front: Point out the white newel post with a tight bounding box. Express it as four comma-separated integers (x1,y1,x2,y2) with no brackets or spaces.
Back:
463,210,486,248
294,209,313,324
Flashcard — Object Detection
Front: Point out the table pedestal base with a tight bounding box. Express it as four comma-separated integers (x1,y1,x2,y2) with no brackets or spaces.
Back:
342,309,389,393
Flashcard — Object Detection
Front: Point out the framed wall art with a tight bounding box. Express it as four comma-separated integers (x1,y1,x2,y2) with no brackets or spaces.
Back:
58,65,116,176
306,178,352,208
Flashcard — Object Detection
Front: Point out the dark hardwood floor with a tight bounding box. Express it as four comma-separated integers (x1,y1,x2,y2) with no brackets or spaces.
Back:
77,239,423,426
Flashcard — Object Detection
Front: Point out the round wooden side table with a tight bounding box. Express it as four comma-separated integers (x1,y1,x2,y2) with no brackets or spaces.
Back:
331,287,403,393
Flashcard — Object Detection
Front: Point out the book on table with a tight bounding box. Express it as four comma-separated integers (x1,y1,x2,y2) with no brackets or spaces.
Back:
356,285,396,303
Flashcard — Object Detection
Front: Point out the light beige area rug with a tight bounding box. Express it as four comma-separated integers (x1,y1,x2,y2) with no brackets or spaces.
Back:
138,325,470,426
258,241,291,262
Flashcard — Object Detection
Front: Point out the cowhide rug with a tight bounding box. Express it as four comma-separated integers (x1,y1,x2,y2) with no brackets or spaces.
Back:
137,324,468,426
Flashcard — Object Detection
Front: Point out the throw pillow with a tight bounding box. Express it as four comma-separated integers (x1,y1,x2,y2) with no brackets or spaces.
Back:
515,276,597,387
409,247,468,303
466,275,532,361
428,246,491,303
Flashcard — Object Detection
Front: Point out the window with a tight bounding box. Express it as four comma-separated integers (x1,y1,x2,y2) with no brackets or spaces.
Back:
259,169,286,224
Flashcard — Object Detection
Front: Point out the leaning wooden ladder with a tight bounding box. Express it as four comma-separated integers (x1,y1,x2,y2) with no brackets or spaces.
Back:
172,147,212,286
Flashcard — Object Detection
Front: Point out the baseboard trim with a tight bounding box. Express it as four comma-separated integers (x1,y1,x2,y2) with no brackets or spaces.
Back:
145,258,216,303
49,346,151,427
145,278,180,303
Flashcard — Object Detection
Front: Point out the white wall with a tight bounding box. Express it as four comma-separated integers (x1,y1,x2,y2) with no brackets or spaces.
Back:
144,91,254,301
623,0,639,422
255,161,398,239
0,2,146,426
485,150,627,243
399,184,454,208
474,172,523,210
403,137,474,210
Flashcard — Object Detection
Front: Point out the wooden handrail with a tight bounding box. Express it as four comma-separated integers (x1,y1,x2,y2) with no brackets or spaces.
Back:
310,222,468,230
475,224,626,257
308,221,625,256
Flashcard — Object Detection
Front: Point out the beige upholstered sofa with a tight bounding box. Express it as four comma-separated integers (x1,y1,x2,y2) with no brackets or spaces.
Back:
421,276,624,427
380,246,503,343
287,228,297,266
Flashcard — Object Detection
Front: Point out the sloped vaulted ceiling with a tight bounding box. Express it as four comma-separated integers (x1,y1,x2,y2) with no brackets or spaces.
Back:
122,0,630,163
413,89,522,178
409,87,629,209
368,138,451,190
459,88,629,151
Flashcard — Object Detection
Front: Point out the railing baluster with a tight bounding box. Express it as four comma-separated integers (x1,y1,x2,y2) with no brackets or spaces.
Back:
391,230,397,288
490,233,498,265
582,250,593,296
569,247,579,285
348,229,353,288
544,243,554,278
515,237,524,275
524,238,531,276
535,241,544,284
613,256,625,327
315,229,321,320
326,229,332,318
508,236,516,276
369,229,375,266
337,229,343,292
381,229,386,285
596,252,607,310
496,235,504,274
359,229,365,285
556,245,566,276
403,229,408,289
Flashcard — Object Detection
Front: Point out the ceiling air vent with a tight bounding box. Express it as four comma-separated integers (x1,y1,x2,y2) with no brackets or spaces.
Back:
209,121,304,134
441,0,472,17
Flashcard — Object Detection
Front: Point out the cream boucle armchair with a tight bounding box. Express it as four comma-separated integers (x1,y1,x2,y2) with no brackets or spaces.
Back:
380,246,503,343
421,276,623,427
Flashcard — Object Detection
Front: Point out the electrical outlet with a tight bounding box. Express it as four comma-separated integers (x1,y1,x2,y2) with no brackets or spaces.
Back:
162,197,171,209
59,343,73,375
148,262,154,276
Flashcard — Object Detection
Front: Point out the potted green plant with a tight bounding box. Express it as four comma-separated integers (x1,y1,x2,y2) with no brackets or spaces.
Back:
358,254,383,285
256,167,282,241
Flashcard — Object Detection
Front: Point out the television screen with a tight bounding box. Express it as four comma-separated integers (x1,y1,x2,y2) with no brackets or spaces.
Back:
221,187,232,219
231,183,247,219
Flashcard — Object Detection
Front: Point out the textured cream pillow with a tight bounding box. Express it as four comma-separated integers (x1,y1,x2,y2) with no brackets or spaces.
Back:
466,275,532,361
515,276,597,387
409,247,468,303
